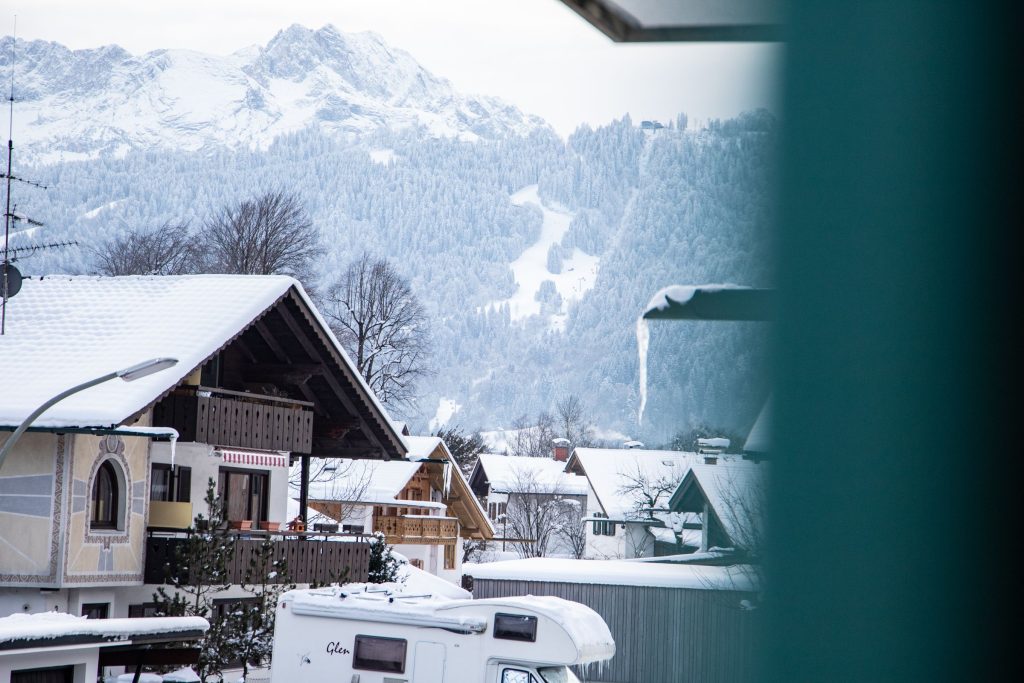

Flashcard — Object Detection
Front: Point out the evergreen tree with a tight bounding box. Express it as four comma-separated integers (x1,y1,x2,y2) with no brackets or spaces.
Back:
153,479,235,681
366,531,402,583
433,424,487,478
227,539,297,679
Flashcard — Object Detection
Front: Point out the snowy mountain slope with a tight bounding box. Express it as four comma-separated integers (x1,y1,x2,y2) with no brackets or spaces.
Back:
1,25,546,164
484,185,600,331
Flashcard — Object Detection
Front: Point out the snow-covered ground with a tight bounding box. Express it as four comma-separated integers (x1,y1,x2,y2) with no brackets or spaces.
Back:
83,198,127,219
479,426,524,453
368,148,396,164
485,185,600,330
428,397,462,431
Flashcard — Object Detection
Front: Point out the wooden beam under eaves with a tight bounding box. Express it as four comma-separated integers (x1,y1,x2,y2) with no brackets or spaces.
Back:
274,296,395,459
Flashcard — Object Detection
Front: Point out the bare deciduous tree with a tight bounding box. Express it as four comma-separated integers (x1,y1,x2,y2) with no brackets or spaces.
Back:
317,253,432,409
556,498,588,559
507,412,556,458
93,222,198,275
502,466,582,558
555,393,594,448
617,464,682,522
202,191,319,279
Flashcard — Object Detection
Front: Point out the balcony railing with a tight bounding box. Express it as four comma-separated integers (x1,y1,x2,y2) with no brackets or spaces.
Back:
144,533,369,585
152,386,314,453
373,515,459,545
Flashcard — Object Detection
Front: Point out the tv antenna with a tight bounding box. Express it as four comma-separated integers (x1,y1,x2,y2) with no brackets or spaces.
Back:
1,19,73,335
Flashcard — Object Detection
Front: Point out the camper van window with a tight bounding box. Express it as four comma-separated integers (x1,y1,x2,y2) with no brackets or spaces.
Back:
501,669,538,683
494,613,538,642
353,635,407,673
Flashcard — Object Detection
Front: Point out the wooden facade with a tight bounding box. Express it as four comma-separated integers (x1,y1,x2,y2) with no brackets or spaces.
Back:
372,515,459,546
144,535,370,585
471,577,758,683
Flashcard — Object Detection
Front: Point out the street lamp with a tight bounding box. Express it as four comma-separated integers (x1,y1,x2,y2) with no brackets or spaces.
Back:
0,357,178,468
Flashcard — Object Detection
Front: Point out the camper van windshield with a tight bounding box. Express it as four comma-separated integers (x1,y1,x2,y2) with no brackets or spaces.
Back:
538,666,572,683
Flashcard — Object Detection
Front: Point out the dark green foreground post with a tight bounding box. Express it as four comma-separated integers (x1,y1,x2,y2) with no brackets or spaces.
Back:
766,2,1017,680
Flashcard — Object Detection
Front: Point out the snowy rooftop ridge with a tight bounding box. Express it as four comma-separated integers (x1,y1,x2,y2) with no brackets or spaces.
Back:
0,612,207,648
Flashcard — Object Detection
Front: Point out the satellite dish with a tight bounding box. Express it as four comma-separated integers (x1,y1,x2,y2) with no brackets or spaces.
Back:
2,265,22,298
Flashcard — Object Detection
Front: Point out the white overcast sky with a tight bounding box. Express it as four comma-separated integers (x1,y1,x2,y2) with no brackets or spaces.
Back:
4,0,781,137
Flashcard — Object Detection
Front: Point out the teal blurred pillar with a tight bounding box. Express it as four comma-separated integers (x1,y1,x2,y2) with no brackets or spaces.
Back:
767,2,1015,680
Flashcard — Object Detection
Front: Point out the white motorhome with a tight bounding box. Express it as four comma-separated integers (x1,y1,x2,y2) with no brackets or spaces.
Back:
270,587,615,683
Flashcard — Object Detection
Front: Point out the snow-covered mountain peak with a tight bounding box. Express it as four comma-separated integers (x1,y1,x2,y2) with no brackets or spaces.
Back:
2,27,547,165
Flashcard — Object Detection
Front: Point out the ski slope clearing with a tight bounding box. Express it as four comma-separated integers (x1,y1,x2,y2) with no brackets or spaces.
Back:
487,185,600,328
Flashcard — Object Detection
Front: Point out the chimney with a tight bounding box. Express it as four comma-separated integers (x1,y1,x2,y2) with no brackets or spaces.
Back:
698,437,729,465
623,440,644,449
552,437,571,462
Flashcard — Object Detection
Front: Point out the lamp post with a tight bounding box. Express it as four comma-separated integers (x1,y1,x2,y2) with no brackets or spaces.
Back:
0,357,178,469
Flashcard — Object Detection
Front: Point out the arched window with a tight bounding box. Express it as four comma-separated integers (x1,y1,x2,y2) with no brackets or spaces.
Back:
91,460,120,529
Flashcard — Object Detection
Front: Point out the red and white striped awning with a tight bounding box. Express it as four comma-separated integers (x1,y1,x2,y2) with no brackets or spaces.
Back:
216,448,289,469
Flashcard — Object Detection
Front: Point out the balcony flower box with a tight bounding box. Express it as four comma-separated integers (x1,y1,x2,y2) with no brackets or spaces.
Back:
228,519,253,531
259,521,281,532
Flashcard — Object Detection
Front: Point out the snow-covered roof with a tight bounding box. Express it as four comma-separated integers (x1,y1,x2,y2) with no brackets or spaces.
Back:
306,459,423,504
568,447,701,520
403,434,444,460
0,612,207,650
643,284,747,317
0,276,403,456
678,461,768,549
464,557,757,591
158,669,201,683
642,283,774,321
474,453,587,495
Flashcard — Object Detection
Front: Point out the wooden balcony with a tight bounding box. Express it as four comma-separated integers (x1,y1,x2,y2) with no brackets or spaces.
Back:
153,386,314,453
373,515,459,546
144,533,369,585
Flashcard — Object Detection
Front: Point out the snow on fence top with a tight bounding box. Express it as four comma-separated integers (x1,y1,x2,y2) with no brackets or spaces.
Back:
0,612,208,647
464,557,758,592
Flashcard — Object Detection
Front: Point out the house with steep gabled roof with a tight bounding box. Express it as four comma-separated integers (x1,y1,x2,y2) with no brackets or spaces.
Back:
0,274,404,633
564,447,709,559
304,435,493,584
668,459,768,556
468,453,588,558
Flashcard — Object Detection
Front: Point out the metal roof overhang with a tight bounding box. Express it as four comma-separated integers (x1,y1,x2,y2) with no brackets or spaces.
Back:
643,287,775,321
0,425,178,439
556,0,783,42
